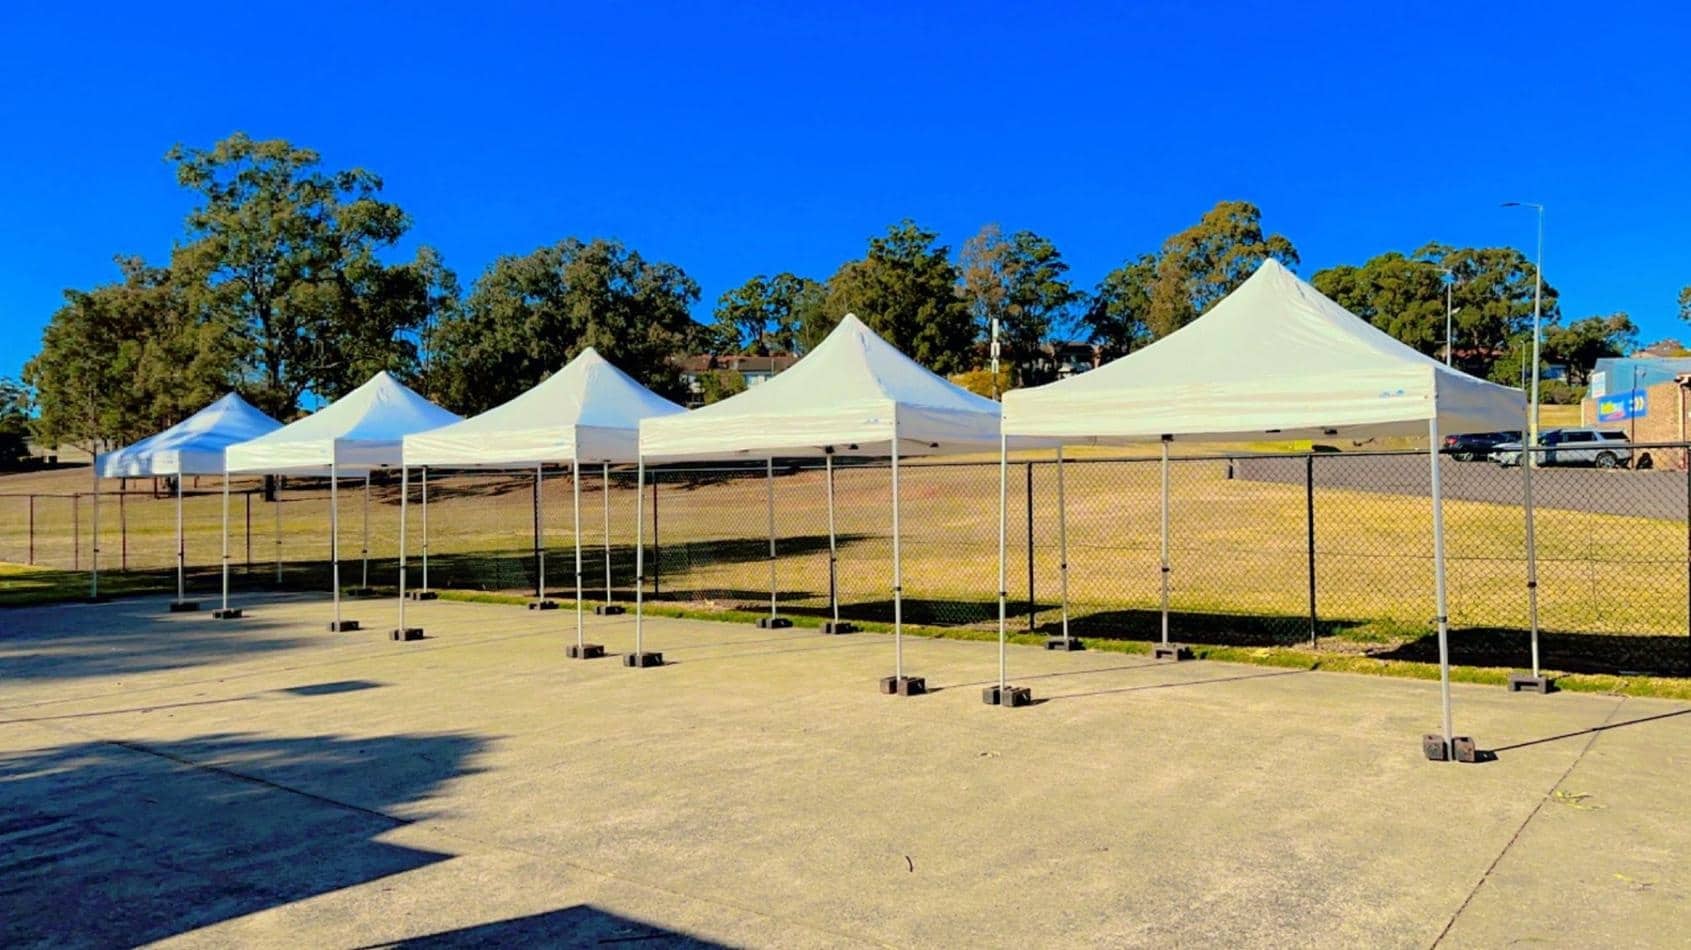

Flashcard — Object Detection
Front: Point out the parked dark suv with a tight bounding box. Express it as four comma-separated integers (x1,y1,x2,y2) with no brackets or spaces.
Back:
1443,431,1521,462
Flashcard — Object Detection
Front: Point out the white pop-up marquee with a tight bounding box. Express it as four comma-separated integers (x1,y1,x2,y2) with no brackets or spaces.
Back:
635,314,1005,692
399,347,686,648
91,392,282,609
1002,259,1526,758
222,371,461,629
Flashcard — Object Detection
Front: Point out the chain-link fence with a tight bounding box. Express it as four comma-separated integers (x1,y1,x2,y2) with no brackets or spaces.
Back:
5,446,1690,677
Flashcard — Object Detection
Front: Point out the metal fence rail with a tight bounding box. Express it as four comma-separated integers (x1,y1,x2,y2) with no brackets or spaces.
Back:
4,445,1689,677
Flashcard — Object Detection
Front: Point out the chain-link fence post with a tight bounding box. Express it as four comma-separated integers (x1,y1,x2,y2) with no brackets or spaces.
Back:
120,490,128,572
28,494,35,564
1306,453,1317,647
1685,458,1690,675
245,490,253,573
73,492,81,570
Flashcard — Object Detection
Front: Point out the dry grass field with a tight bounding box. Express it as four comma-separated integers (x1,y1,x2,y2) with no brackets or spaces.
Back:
3,439,1686,682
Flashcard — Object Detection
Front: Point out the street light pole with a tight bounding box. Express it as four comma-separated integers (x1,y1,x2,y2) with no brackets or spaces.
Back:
1503,201,1546,456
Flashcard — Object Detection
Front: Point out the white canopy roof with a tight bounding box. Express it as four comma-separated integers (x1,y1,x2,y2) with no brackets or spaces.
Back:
403,347,686,467
225,371,461,475
1004,259,1527,443
97,392,283,477
640,313,1003,461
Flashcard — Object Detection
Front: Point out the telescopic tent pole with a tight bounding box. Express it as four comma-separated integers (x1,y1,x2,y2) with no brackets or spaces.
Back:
90,461,100,600
574,460,585,647
877,434,922,695
176,472,186,603
274,477,283,586
753,457,790,629
535,465,545,600
360,472,371,591
987,425,1001,693
398,466,408,631
602,461,612,603
220,474,230,613
625,456,659,666
893,438,903,679
827,450,839,625
393,464,418,640
1057,446,1072,647
1160,437,1171,645
1427,415,1463,760
1516,438,1547,692
330,464,344,631
420,467,429,591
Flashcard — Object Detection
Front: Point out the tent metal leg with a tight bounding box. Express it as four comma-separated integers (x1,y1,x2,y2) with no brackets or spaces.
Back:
1424,417,1475,761
1046,446,1080,651
881,438,923,696
982,428,1028,706
594,461,622,616
568,459,603,657
1154,437,1189,660
275,478,283,585
358,472,371,593
90,460,100,601
418,467,431,596
758,456,790,629
530,464,556,610
391,465,420,641
165,472,199,611
821,451,853,634
329,466,357,632
625,456,661,667
213,473,240,618
1510,444,1551,693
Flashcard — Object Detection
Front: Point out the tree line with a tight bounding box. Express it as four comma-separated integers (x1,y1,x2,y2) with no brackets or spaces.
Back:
12,133,1675,457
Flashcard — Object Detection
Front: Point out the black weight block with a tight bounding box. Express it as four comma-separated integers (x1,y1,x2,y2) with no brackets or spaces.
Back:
167,601,201,613
566,643,606,659
390,627,424,642
1045,636,1083,651
328,620,360,632
528,600,559,611
756,616,793,629
821,621,857,634
880,675,926,696
1153,643,1193,661
594,604,626,615
623,651,664,668
211,608,243,619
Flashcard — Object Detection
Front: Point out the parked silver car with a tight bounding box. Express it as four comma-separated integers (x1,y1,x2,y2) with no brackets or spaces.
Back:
1492,428,1633,468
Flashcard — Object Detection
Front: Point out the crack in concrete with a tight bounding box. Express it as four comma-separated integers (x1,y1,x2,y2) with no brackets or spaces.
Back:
1430,696,1630,948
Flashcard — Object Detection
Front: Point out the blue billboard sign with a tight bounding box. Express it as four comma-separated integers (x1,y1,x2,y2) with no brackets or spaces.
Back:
1595,389,1647,423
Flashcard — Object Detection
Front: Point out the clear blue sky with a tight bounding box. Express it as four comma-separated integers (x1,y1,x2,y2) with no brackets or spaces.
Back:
2,1,1687,382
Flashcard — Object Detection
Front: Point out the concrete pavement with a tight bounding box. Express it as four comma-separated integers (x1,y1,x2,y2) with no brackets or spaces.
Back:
2,594,1687,947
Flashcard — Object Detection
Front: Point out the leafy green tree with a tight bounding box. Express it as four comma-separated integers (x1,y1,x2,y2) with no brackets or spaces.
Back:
711,273,822,355
1146,200,1299,337
429,238,700,413
1679,285,1690,324
1084,253,1158,359
24,257,239,453
822,221,973,373
1312,243,1557,383
168,133,453,416
0,377,31,467
697,369,747,404
1543,313,1638,384
959,224,1081,385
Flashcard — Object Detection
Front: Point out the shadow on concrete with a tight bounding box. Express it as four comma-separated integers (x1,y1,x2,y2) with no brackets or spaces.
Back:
1490,707,1691,754
0,730,486,948
361,904,729,948
1373,627,1691,679
0,599,321,684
